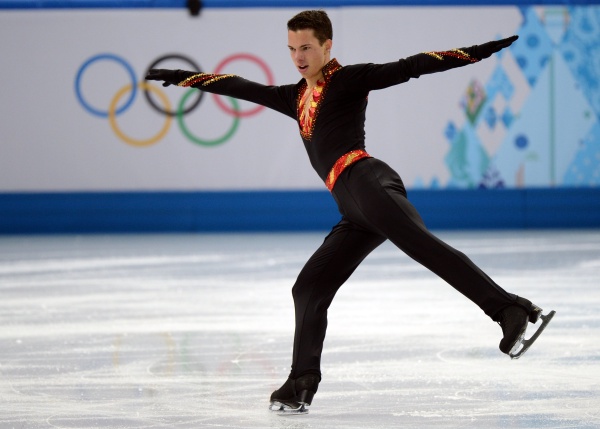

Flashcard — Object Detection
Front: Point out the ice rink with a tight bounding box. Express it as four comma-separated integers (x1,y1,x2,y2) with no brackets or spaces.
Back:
1,230,599,428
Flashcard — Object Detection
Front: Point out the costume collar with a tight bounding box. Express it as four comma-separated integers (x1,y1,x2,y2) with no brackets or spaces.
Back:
321,58,342,82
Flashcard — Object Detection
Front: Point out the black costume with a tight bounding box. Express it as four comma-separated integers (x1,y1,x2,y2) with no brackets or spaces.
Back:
146,37,554,410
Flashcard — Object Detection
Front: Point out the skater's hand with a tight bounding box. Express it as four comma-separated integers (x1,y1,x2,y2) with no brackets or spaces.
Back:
145,69,192,87
472,35,518,60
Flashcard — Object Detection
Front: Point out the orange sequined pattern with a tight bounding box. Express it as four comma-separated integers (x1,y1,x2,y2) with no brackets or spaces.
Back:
422,49,478,63
325,150,371,191
297,58,342,140
298,79,324,138
177,73,236,87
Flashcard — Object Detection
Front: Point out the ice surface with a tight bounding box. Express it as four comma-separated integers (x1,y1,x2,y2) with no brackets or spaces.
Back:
0,230,599,428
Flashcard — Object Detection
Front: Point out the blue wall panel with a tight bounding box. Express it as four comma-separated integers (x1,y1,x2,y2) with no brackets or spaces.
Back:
1,189,598,234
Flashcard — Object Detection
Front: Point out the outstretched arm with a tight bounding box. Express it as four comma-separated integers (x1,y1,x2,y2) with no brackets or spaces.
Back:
414,35,518,73
350,35,518,91
145,69,297,119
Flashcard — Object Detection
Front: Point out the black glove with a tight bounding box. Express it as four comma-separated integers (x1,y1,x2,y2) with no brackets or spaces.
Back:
145,69,195,87
472,35,518,60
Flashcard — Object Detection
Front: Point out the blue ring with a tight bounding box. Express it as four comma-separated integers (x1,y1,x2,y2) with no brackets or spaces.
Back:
75,54,137,118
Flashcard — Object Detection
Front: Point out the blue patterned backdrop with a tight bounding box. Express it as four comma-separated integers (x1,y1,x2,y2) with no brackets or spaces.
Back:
444,6,600,189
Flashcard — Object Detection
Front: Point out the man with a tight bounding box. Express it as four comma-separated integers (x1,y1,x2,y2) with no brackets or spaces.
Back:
146,9,555,414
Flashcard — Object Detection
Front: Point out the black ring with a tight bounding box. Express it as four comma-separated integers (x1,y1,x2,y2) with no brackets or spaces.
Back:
144,54,204,117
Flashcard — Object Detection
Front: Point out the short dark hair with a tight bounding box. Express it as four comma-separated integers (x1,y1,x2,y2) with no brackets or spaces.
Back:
287,10,333,45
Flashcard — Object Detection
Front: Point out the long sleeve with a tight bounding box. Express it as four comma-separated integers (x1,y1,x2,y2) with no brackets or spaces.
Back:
340,45,481,92
177,72,297,119
405,45,481,77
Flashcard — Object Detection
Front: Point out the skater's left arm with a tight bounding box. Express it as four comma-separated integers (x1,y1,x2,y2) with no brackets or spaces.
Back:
347,35,518,91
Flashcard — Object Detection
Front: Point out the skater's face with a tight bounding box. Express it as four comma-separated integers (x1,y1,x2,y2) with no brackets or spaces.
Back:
288,28,332,83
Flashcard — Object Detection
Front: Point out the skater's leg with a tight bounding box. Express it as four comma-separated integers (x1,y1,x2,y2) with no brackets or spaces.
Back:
270,220,384,412
334,158,554,357
382,199,515,318
373,197,556,357
289,220,385,379
336,159,514,318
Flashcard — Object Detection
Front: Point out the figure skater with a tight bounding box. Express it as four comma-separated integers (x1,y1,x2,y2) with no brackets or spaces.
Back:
146,9,555,414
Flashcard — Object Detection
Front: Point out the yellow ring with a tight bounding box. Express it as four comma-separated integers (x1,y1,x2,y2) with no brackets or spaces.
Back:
108,82,172,147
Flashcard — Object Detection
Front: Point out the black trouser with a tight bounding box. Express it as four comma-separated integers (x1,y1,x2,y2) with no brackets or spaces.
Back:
289,158,516,378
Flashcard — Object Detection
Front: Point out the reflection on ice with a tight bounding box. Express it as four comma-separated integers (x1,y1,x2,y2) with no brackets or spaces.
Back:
0,231,599,428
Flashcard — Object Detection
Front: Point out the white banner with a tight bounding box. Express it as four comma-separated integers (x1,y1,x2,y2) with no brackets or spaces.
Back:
1,6,598,191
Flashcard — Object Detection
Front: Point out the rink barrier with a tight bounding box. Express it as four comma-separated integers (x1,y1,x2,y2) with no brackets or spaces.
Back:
0,188,599,234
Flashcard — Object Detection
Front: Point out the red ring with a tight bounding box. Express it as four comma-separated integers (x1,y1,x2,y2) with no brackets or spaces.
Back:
212,53,274,118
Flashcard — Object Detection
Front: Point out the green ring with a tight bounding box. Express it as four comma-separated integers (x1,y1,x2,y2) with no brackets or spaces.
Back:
177,88,240,147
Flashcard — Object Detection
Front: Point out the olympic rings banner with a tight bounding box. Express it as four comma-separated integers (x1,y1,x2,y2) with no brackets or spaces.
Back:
74,52,274,147
1,7,599,192
0,9,317,191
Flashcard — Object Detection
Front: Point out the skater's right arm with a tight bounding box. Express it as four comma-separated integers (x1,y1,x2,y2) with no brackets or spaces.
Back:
145,69,297,119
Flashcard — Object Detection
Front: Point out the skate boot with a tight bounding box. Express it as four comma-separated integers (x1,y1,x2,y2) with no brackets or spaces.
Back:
269,374,320,414
496,296,555,359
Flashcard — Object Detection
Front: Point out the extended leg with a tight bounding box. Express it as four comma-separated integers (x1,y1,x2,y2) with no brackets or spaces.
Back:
334,159,555,357
374,195,556,357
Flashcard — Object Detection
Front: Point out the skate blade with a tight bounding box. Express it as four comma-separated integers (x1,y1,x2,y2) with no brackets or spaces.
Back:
269,401,308,415
509,310,556,359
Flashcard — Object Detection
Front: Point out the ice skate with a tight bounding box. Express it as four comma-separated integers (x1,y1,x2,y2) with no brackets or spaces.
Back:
496,296,555,359
269,374,320,415
269,401,309,415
